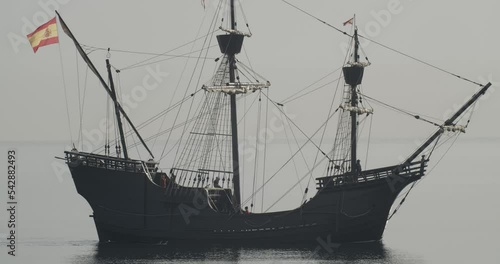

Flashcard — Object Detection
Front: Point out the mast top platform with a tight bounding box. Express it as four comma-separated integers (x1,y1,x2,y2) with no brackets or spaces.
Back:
217,34,245,55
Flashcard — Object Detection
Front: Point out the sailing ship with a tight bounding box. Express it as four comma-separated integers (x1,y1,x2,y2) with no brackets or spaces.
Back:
56,1,491,245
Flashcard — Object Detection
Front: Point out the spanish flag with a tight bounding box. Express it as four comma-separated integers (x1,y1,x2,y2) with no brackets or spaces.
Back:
27,17,59,53
343,17,354,26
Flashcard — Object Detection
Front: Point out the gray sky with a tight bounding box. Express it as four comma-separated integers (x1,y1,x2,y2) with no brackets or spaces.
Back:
1,0,499,143
0,0,499,242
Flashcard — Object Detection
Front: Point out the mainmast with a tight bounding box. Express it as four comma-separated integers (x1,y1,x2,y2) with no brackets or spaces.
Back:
227,0,242,209
176,1,268,209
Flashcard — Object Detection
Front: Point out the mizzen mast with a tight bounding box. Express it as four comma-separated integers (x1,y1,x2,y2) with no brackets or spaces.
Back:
56,11,154,159
106,59,128,159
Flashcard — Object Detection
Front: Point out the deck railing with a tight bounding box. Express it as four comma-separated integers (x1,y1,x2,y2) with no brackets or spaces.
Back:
316,159,427,189
64,151,147,173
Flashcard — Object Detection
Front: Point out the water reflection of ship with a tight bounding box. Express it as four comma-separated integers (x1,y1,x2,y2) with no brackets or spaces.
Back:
90,241,399,263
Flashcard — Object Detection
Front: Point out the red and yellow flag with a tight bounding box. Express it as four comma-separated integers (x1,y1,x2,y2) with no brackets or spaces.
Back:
343,17,354,26
27,17,59,53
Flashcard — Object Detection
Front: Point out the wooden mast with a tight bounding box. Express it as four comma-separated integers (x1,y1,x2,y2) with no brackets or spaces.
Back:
106,59,128,159
229,0,241,210
350,27,360,173
341,16,365,175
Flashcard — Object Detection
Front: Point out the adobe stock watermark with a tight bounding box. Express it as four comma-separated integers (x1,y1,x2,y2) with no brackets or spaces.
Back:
340,0,414,56
310,234,341,256
51,65,169,182
178,190,209,225
7,0,72,54
241,105,297,163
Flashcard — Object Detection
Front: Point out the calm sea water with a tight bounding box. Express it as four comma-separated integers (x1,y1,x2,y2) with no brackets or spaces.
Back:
1,139,499,263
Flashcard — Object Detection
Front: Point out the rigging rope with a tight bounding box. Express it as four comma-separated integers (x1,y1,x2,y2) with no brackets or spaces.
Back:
282,78,342,105
281,104,314,205
93,29,222,71
110,74,120,157
236,60,269,82
58,44,73,144
388,133,461,220
105,80,110,156
111,90,250,158
130,123,143,161
114,69,125,156
237,0,253,36
171,0,225,164
81,44,218,63
305,37,354,201
240,106,340,208
281,0,485,88
280,67,342,104
426,134,442,161
265,153,330,212
364,115,374,169
464,102,477,129
387,181,416,221
123,45,220,71
356,35,484,87
261,92,331,161
360,92,442,127
280,107,304,196
79,61,89,150
242,94,247,202
94,90,203,156
281,0,349,37
261,89,270,213
242,47,254,81
251,93,263,212
75,49,82,145
154,14,213,157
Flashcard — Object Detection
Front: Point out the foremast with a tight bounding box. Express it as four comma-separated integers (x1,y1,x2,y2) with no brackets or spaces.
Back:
349,27,361,174
329,20,372,176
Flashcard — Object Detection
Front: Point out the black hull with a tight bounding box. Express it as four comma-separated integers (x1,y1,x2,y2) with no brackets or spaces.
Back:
67,152,422,245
